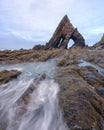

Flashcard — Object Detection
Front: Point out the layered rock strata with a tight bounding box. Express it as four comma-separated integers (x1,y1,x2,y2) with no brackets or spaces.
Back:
46,15,85,49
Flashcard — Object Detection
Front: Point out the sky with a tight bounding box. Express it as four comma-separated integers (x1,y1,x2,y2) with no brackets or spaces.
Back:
0,0,104,49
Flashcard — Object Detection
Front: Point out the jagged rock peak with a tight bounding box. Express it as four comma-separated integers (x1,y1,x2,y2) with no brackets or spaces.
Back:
46,15,85,49
58,14,71,24
63,14,68,19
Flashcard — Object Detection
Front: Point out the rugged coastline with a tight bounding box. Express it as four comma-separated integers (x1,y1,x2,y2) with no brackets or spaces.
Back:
0,15,104,130
0,43,104,129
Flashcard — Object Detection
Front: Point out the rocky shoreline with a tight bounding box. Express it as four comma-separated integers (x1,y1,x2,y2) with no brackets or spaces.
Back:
0,42,104,129
0,15,104,130
0,48,62,64
0,13,104,130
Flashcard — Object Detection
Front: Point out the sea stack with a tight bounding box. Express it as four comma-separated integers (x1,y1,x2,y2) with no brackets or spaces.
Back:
46,15,85,49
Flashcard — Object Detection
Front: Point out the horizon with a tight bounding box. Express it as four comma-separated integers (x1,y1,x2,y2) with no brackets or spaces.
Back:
0,0,104,50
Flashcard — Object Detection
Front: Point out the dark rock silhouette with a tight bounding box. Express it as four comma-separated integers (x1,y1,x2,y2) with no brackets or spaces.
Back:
46,15,85,49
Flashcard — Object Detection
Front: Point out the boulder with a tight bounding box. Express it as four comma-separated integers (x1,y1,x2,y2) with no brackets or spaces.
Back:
33,45,45,50
33,44,52,50
0,70,21,85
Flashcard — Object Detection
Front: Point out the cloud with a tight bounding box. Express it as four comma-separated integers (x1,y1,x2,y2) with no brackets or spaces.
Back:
9,30,35,41
89,27,104,35
0,0,104,49
0,0,72,30
0,0,74,42
9,29,51,41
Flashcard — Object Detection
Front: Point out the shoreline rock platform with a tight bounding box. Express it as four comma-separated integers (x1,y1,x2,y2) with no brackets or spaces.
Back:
0,15,104,130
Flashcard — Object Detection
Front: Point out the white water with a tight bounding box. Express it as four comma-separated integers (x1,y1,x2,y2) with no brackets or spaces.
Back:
79,59,104,76
0,60,68,130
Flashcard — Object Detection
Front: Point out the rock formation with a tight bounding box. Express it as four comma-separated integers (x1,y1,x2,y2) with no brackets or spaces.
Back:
0,43,104,129
99,34,104,45
46,15,85,49
0,70,21,84
0,49,62,64
93,34,104,48
55,48,104,129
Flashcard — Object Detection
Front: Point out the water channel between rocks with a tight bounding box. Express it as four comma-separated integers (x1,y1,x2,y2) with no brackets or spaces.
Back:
0,59,68,130
79,59,104,76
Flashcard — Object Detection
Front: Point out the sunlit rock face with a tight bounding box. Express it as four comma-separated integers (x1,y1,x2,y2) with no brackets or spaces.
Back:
46,15,85,49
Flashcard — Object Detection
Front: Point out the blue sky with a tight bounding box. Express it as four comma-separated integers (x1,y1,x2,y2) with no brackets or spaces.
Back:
0,0,104,49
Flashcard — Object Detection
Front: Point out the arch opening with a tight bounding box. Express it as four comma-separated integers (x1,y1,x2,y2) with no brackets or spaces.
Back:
57,35,65,48
68,39,74,48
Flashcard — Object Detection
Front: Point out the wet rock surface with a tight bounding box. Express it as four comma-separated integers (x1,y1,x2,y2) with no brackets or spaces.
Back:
0,70,21,84
55,46,104,130
0,43,104,130
55,64,104,129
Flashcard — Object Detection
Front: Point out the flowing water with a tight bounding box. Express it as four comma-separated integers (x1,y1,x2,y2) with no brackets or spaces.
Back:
0,59,68,130
79,59,104,76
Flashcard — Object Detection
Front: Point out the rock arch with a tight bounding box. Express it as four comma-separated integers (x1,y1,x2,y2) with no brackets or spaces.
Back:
46,15,85,49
